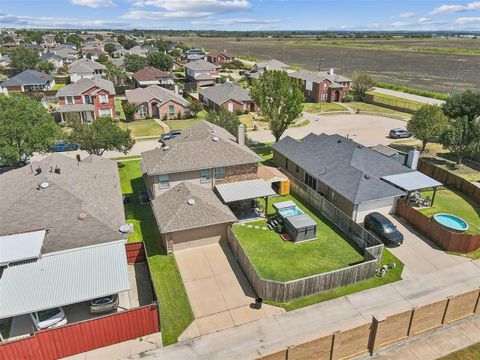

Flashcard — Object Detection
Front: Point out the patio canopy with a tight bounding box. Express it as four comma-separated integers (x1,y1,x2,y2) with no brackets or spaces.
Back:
0,230,45,267
381,171,442,192
215,179,276,203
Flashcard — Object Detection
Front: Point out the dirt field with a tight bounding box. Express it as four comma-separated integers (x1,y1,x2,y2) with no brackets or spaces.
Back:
168,36,480,94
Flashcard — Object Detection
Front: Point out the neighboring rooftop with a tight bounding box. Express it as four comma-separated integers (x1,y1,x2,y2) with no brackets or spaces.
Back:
125,85,187,106
0,69,53,87
141,120,262,175
184,59,218,71
0,154,126,253
57,76,115,96
68,58,106,74
208,50,233,58
370,144,402,158
199,82,251,106
289,69,351,84
257,59,289,70
151,182,236,233
132,66,171,82
40,52,63,61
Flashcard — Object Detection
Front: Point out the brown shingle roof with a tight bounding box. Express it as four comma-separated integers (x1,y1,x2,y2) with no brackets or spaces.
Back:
132,66,171,82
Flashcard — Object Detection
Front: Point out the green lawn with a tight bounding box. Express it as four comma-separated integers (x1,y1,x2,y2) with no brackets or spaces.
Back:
348,102,412,120
439,342,480,360
249,142,275,167
115,98,126,121
239,113,269,129
419,188,480,235
164,118,201,131
0,318,11,339
302,102,348,114
52,83,65,90
266,248,403,311
119,119,164,137
233,194,364,282
118,161,193,345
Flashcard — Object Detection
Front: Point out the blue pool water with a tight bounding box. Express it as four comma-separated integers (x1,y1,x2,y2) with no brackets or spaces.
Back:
278,206,304,218
433,213,469,232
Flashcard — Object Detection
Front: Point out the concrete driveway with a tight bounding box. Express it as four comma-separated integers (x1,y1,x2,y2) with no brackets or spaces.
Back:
175,242,284,341
248,113,408,146
387,216,470,280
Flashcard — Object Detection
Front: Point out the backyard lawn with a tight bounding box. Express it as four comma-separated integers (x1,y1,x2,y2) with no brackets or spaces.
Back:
164,118,201,131
115,97,126,121
439,342,480,360
302,102,348,114
348,102,412,120
420,188,480,235
239,113,269,130
118,160,193,345
119,119,164,138
233,194,364,282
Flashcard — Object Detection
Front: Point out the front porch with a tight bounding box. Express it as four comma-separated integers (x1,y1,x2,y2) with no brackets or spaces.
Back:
58,104,96,123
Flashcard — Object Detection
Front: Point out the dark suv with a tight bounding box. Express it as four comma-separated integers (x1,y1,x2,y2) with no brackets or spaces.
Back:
364,212,404,246
161,130,181,140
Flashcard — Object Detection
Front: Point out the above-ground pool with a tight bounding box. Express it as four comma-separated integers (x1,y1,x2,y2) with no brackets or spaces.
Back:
433,213,469,233
278,206,304,218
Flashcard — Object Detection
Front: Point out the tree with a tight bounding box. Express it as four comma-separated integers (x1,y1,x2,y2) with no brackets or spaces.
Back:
104,43,116,56
0,94,61,166
206,109,241,136
123,103,140,121
30,32,43,44
54,33,64,44
407,104,448,151
442,90,480,123
189,99,203,118
105,64,127,86
9,47,39,74
97,53,109,65
122,38,138,50
36,60,55,73
440,116,480,165
350,72,376,101
124,54,147,72
66,34,82,48
147,51,173,71
250,70,304,142
95,34,103,41
69,117,133,156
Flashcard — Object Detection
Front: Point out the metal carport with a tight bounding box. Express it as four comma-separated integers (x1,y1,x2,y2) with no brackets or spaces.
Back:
381,171,443,205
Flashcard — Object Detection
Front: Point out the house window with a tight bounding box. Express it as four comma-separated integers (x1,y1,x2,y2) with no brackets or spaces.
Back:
305,173,317,190
215,167,225,180
66,96,74,104
296,165,299,173
168,105,175,116
99,95,108,104
84,95,92,104
99,109,111,117
159,174,169,189
138,105,147,117
285,158,289,170
200,169,211,183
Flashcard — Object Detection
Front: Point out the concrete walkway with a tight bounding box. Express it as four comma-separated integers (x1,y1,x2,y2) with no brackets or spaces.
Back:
153,118,170,133
126,259,480,360
372,87,445,106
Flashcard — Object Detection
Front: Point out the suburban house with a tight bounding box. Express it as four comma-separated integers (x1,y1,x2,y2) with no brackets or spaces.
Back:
199,82,253,113
125,85,189,120
40,52,64,69
141,121,275,251
56,77,116,122
289,69,351,103
68,58,106,83
0,69,54,93
247,59,290,80
0,154,130,328
184,59,219,88
82,47,105,61
24,43,45,55
128,45,155,58
185,48,206,60
52,44,78,63
132,66,174,88
0,54,11,69
113,43,127,57
272,133,440,222
206,50,235,65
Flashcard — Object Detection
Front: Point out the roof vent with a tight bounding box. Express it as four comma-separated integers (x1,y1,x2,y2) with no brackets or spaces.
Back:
40,182,49,189
54,166,61,174
212,136,219,142
187,198,195,206
364,174,370,180
78,212,88,220
337,138,343,143
163,145,170,151
35,167,42,175
119,224,134,234
357,144,363,149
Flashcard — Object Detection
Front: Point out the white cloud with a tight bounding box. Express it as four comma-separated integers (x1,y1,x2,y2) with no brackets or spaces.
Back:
454,16,480,24
0,13,127,28
192,18,281,26
430,2,480,15
71,0,116,8
399,12,416,18
390,21,408,28
418,17,434,24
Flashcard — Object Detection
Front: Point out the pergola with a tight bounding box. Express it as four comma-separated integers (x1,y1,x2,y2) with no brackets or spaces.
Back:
382,171,443,205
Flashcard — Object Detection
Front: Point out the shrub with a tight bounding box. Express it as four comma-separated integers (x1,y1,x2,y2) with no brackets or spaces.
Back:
176,111,182,120
234,109,243,116
162,114,168,121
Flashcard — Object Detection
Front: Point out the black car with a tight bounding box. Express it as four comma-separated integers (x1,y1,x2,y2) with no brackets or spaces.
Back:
161,130,181,140
364,212,404,246
389,128,411,139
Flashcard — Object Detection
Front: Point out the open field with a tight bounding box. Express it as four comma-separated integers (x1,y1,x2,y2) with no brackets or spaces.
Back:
167,36,480,93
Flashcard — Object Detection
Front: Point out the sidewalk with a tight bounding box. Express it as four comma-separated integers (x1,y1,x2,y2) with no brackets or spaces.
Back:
126,259,480,360
372,87,445,106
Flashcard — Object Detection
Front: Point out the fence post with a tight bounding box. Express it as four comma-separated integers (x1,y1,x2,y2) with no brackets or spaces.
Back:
329,331,339,360
368,315,383,355
474,288,480,314
406,307,416,337
441,297,452,325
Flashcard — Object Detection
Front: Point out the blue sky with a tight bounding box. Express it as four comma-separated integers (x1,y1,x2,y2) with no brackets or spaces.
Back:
1,1,480,31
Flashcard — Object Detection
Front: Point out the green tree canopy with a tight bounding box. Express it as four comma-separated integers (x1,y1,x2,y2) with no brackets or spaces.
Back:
0,94,61,166
189,98,203,118
69,117,134,156
442,90,480,123
97,53,110,65
10,47,39,74
104,43,116,55
147,51,173,71
407,104,448,151
66,34,82,48
105,64,127,86
206,108,241,136
350,72,376,101
250,70,304,142
440,116,480,165
122,38,138,50
124,54,148,73
54,33,64,44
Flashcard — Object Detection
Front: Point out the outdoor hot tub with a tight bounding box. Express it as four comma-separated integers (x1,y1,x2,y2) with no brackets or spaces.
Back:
273,201,317,242
433,213,469,233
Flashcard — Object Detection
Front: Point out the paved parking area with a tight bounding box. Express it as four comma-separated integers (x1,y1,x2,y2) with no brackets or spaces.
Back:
175,242,284,341
387,216,470,280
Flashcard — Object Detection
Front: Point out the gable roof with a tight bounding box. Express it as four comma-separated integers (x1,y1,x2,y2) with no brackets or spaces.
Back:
199,82,251,105
257,59,289,70
57,77,115,96
151,182,236,233
184,59,218,71
272,133,410,204
40,52,63,61
0,154,126,254
289,69,351,84
125,85,187,106
68,58,106,74
133,66,171,82
1,69,53,87
141,120,262,175
208,51,234,58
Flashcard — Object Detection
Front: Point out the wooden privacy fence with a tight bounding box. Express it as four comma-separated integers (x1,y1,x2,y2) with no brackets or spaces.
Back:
396,200,480,253
364,93,419,114
125,242,146,264
0,304,160,360
257,289,480,360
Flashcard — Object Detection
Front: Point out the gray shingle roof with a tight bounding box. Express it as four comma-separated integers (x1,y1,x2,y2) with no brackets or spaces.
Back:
56,77,115,96
0,154,126,253
40,53,63,61
289,69,351,84
151,182,236,233
184,59,218,71
1,69,53,87
257,59,289,70
141,120,262,175
58,103,95,112
272,133,410,204
125,85,187,106
68,58,106,74
199,82,251,106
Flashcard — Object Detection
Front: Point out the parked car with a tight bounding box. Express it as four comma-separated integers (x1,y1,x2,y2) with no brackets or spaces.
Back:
389,128,411,139
89,294,119,314
364,212,404,246
161,130,181,140
30,307,67,330
51,141,79,152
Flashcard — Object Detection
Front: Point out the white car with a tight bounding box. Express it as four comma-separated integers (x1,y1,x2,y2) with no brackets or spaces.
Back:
30,307,68,330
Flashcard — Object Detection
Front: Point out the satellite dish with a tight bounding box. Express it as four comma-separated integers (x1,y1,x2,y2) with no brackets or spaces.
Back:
212,136,219,142
187,198,195,206
119,224,133,234
40,182,49,189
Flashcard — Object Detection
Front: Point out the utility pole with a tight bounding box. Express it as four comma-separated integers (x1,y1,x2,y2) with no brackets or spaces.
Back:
451,59,466,96
318,57,323,71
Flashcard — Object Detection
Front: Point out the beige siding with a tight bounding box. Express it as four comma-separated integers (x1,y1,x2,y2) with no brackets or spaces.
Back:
171,223,229,251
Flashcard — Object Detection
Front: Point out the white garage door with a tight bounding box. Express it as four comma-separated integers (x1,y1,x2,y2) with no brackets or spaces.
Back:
172,223,229,251
355,197,398,223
